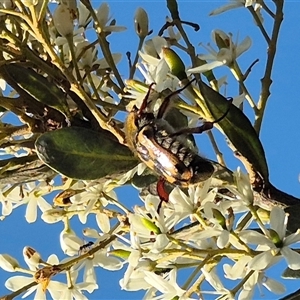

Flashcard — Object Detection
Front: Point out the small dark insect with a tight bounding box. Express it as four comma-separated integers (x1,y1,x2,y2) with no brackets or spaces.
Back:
125,79,231,188
79,241,94,254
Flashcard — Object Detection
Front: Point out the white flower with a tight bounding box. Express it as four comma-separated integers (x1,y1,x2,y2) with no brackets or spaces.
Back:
201,268,232,298
0,254,19,272
223,256,285,299
5,255,63,300
187,30,251,74
95,3,126,33
240,207,300,270
67,181,116,223
134,7,149,38
144,269,192,299
227,168,254,205
53,4,74,37
169,179,215,221
17,182,53,223
53,270,98,300
0,184,23,217
78,1,91,28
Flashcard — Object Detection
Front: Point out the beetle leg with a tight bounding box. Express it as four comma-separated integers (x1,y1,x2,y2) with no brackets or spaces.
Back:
139,82,156,114
157,78,196,119
156,177,169,213
170,98,233,137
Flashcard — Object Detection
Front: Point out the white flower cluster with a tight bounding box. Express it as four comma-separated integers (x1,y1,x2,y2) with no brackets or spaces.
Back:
0,167,299,299
0,1,296,300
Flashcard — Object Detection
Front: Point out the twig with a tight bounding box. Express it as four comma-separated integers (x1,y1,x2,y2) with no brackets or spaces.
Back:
254,0,284,133
244,58,259,80
247,5,271,44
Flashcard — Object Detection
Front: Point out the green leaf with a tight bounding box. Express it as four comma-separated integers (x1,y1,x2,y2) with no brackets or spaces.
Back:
162,48,187,81
282,267,300,279
131,173,157,188
109,249,131,259
35,127,138,180
164,107,197,151
198,81,269,181
141,217,161,234
1,64,71,120
285,204,300,234
167,0,179,20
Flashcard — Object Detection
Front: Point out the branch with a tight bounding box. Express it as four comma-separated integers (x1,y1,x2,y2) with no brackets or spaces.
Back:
254,0,284,133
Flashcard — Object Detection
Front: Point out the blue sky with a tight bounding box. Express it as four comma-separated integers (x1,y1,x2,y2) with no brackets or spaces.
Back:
0,1,300,299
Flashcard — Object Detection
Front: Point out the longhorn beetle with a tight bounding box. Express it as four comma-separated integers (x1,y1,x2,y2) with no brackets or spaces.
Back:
125,79,231,192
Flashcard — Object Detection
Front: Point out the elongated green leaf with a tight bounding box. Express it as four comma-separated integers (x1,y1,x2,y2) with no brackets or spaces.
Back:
282,267,300,279
1,64,70,119
162,48,188,81
198,81,269,181
35,127,138,180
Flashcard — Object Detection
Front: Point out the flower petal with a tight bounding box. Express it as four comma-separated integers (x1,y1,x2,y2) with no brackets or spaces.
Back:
239,230,273,247
187,61,224,74
25,198,37,223
209,2,244,16
5,276,33,291
96,212,110,233
0,254,19,272
262,277,286,294
284,230,300,245
281,246,300,270
270,207,286,239
248,250,274,270
235,36,252,57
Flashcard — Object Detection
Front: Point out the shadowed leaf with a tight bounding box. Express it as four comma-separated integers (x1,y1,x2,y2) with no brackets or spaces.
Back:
198,80,269,181
35,127,138,180
1,64,70,120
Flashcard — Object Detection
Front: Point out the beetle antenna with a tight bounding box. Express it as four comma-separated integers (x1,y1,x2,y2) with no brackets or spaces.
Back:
138,82,156,115
169,98,232,137
157,78,196,119
211,97,233,124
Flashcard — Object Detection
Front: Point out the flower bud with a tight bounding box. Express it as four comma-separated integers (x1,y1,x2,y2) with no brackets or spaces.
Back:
212,208,226,228
141,217,161,234
53,4,74,37
23,246,42,270
213,30,230,49
83,227,99,238
41,208,66,223
96,2,109,29
269,229,283,248
143,39,157,57
109,249,131,259
0,254,19,272
0,0,13,9
134,7,149,38
21,0,38,7
162,47,187,80
60,231,82,256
